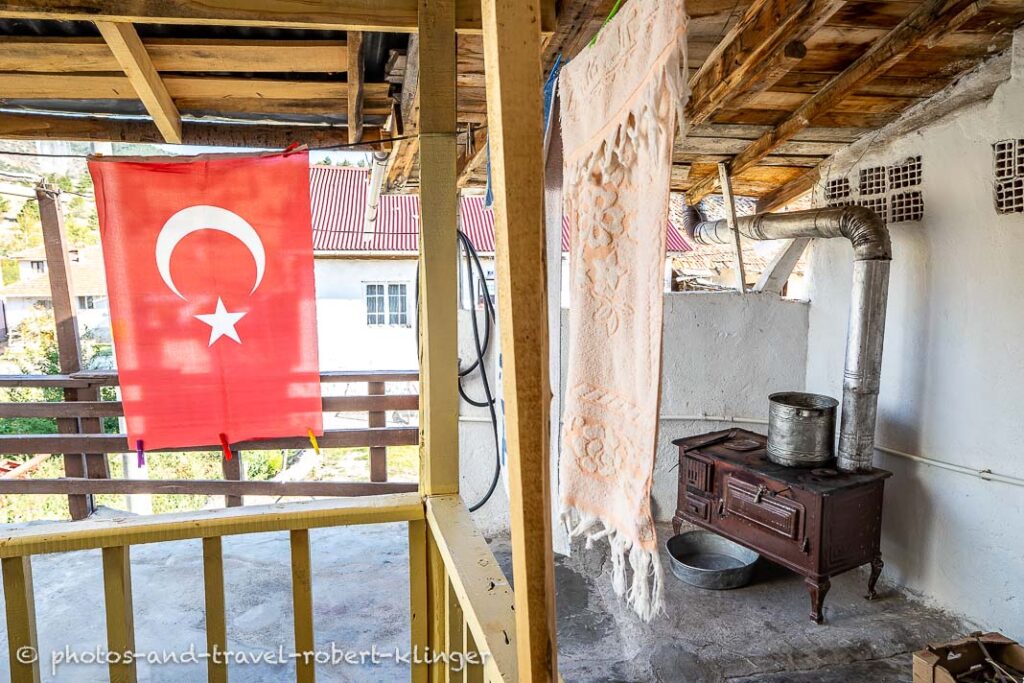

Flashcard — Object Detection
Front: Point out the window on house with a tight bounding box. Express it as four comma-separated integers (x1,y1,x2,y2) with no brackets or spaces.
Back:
78,296,96,310
476,276,496,309
366,282,410,326
388,283,409,326
29,261,45,274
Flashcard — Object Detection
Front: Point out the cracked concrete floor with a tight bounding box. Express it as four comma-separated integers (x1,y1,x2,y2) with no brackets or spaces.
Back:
0,515,963,682
489,522,965,683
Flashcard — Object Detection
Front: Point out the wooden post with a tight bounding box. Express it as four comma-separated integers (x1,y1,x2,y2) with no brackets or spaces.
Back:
368,381,388,482
290,529,316,683
754,237,810,294
478,0,557,680
37,186,108,520
2,556,41,683
101,545,137,682
202,536,228,683
408,519,429,683
717,163,747,293
222,449,244,508
417,0,460,497
347,30,365,145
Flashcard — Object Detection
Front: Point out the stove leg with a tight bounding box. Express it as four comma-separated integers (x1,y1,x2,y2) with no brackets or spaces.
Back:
672,515,682,536
866,555,883,600
805,576,831,624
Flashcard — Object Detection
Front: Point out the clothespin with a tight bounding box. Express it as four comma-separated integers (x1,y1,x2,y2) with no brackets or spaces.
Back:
219,433,232,461
589,0,624,47
307,428,321,455
135,439,145,468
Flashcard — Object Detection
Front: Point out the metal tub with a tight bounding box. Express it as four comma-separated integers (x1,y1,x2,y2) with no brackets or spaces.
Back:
666,531,760,590
767,391,838,467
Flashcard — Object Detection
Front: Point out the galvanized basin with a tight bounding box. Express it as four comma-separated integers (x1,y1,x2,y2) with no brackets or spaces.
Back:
666,531,760,590
767,391,839,467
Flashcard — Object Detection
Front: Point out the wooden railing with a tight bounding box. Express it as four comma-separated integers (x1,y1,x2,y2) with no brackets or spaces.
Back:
0,493,520,683
0,370,420,516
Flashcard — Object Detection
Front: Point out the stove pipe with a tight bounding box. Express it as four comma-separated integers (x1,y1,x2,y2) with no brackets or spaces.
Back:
682,205,891,472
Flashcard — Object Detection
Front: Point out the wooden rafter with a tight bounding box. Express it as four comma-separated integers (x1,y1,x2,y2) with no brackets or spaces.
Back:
0,0,556,33
0,37,348,73
686,0,992,204
456,124,488,187
0,112,365,148
0,74,391,103
686,0,846,128
96,21,182,144
347,31,365,144
386,35,420,189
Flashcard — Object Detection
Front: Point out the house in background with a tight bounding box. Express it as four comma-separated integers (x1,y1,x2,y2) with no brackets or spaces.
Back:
0,245,108,341
310,165,693,371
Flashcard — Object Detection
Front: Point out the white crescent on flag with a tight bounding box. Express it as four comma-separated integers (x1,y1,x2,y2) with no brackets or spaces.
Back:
155,204,266,300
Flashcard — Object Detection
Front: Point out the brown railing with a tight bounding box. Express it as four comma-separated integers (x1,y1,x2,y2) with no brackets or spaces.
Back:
0,370,420,516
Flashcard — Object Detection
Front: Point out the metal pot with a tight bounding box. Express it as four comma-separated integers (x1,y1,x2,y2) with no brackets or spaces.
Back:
666,531,760,590
767,392,838,467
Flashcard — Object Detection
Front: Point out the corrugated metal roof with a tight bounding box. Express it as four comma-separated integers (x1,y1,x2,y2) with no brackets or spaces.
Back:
311,166,692,255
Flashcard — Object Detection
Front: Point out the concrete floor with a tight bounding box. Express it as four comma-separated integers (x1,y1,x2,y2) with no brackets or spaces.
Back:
0,514,964,682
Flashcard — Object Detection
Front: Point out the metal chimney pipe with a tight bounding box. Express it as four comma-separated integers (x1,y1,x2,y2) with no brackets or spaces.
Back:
682,206,891,472
362,151,391,243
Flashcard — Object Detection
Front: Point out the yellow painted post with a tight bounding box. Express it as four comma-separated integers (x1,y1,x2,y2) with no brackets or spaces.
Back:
290,529,316,683
479,0,558,680
202,536,228,683
416,0,460,497
427,532,448,682
464,624,483,683
102,545,138,683
2,556,41,683
445,578,465,683
408,520,429,683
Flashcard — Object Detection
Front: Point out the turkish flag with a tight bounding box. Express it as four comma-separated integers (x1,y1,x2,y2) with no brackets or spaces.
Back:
89,151,322,450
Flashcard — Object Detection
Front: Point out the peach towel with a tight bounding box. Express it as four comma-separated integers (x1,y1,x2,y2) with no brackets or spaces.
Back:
559,0,688,621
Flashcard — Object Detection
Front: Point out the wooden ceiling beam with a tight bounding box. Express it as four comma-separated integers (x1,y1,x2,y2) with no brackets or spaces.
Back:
457,124,488,187
95,21,182,144
0,111,369,149
686,0,846,127
0,37,349,73
686,0,991,204
0,73,391,103
385,35,419,190
347,31,365,144
0,0,556,33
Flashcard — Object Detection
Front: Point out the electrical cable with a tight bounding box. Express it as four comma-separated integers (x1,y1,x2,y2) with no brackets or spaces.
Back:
456,231,501,512
414,230,502,512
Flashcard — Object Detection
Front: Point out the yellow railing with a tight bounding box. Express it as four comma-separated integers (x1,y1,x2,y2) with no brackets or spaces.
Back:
0,492,518,682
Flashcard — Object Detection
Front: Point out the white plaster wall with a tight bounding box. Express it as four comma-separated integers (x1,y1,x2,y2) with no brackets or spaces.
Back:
461,292,810,531
313,258,418,371
650,292,809,520
804,35,1024,637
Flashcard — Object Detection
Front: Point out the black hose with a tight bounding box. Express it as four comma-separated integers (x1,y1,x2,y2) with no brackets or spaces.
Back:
413,231,503,512
457,231,501,512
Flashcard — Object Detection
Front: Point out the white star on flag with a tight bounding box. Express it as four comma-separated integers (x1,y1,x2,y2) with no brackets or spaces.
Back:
195,297,247,346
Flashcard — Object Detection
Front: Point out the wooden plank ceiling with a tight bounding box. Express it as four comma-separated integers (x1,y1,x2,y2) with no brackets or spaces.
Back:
0,0,1022,204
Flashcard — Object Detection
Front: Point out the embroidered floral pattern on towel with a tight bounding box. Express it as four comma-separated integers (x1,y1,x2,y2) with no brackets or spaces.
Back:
559,0,687,622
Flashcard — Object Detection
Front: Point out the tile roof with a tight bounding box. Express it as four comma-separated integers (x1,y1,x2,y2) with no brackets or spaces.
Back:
1,246,107,298
311,166,692,254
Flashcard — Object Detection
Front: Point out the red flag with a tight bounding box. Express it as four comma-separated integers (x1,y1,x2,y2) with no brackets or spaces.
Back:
89,151,322,450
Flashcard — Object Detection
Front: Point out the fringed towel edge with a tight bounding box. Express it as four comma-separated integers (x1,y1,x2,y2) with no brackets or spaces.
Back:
561,505,665,622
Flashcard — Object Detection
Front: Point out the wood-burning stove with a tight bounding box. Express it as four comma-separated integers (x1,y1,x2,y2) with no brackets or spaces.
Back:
673,428,892,623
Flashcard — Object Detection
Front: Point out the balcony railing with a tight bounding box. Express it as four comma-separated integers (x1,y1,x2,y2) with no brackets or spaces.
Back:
0,493,518,683
0,370,421,516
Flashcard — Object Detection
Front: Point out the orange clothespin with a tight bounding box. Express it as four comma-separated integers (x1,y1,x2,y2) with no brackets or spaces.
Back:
307,428,321,455
219,433,232,460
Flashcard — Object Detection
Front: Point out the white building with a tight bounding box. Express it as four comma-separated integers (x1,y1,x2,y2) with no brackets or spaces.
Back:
0,245,109,341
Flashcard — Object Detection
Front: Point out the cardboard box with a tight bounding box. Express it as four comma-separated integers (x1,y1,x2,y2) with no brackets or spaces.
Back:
913,632,1024,683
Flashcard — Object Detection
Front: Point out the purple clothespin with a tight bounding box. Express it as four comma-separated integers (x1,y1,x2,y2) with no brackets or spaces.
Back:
135,439,145,468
